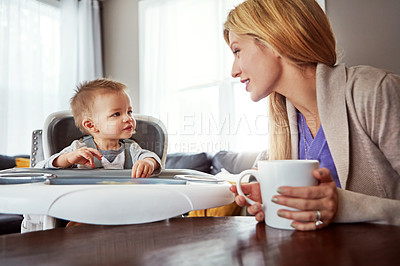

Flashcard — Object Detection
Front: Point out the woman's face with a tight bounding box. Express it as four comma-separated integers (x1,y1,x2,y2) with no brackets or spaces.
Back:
229,32,283,102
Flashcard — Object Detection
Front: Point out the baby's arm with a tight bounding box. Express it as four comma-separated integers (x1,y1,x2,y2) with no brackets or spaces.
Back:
131,158,160,178
53,147,103,168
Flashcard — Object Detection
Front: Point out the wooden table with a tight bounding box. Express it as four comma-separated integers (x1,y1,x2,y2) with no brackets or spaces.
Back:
1,217,399,265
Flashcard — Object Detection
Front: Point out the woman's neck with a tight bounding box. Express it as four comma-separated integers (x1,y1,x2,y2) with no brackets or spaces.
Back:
278,63,320,136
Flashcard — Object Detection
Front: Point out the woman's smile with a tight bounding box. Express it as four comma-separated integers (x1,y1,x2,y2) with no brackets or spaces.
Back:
241,79,250,91
229,32,283,102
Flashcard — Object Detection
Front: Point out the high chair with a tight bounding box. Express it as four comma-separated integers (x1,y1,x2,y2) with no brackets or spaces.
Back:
30,110,168,168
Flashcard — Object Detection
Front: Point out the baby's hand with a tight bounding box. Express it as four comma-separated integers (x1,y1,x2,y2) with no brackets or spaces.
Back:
53,148,103,168
131,158,158,178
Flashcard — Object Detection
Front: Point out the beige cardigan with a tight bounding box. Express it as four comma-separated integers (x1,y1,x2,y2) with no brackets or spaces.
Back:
284,64,400,225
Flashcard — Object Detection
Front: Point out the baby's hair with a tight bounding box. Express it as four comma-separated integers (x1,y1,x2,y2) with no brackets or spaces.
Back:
70,78,128,133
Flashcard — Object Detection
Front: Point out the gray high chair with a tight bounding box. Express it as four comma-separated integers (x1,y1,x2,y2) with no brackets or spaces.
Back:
1,112,232,233
30,110,168,168
24,110,168,231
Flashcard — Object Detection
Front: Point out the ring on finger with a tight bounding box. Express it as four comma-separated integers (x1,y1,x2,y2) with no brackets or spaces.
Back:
315,220,323,227
314,210,321,221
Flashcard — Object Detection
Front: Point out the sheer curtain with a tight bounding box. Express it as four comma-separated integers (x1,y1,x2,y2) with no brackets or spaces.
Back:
139,0,269,154
59,0,103,105
139,0,326,154
0,0,102,155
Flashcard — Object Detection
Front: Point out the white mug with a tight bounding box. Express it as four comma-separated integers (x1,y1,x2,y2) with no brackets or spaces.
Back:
236,160,319,230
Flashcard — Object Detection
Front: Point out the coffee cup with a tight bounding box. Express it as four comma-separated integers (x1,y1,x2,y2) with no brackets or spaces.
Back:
236,160,319,230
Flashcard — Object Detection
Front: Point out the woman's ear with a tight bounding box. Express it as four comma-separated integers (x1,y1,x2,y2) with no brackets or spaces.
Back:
258,40,281,59
82,118,98,133
270,47,282,59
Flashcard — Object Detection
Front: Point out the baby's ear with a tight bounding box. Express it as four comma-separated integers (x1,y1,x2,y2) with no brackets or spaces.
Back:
82,118,98,133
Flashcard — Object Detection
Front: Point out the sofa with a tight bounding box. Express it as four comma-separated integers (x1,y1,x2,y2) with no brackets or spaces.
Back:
0,155,28,234
0,150,259,234
165,150,258,175
0,154,24,170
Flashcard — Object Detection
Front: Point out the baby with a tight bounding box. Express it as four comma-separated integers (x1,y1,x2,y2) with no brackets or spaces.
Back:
36,78,161,177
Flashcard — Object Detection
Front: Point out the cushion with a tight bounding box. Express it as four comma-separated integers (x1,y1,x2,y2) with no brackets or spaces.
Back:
165,152,212,174
211,150,259,175
188,202,242,217
0,154,30,170
15,157,30,168
0,154,16,170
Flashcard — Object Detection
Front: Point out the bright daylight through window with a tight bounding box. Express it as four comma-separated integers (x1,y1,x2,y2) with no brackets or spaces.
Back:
1,0,102,156
139,0,269,154
0,0,60,155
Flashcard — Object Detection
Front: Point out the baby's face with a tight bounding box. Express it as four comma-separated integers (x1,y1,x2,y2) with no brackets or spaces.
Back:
91,91,136,140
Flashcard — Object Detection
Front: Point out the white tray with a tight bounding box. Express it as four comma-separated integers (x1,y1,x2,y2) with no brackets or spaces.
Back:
0,169,234,226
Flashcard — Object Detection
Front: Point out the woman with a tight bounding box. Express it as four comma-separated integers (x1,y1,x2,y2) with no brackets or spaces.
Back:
225,0,400,231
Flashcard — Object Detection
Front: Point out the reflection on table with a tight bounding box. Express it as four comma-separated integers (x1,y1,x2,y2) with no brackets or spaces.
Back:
1,217,400,265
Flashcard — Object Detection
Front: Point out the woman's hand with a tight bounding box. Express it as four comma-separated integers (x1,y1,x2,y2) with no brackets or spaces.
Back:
230,168,338,230
230,182,265,222
273,168,338,231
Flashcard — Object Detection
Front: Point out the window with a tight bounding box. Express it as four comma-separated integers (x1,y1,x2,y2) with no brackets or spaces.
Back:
139,0,269,154
0,0,102,156
317,0,325,12
0,0,61,155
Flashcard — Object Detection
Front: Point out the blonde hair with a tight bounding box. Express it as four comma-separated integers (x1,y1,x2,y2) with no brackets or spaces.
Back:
70,78,128,133
224,0,336,159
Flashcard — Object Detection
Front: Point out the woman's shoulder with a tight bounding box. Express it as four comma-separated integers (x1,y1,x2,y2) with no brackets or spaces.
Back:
347,65,398,83
319,63,398,86
317,63,400,117
318,63,399,82
340,65,400,129
345,65,400,102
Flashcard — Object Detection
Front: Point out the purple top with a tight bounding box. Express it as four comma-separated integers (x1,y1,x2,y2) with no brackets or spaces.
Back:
298,111,341,188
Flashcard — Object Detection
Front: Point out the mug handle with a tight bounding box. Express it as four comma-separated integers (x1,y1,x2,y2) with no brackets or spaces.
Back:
236,169,259,206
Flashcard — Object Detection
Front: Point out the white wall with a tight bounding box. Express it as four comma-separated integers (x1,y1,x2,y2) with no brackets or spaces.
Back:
327,0,400,73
